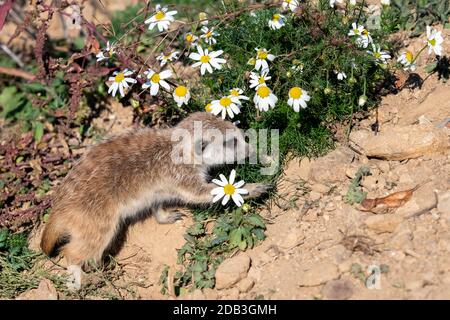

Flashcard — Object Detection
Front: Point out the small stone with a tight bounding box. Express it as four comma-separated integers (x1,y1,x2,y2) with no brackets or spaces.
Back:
16,279,58,300
405,280,424,291
215,254,251,290
279,230,304,249
361,176,378,190
437,191,450,215
325,202,336,211
298,158,312,180
377,161,390,173
365,215,403,233
310,183,331,194
321,279,353,300
297,262,339,287
310,147,355,183
236,278,255,293
203,288,218,300
310,191,321,201
220,288,240,300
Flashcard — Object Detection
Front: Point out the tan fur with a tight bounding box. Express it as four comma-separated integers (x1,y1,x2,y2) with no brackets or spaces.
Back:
41,112,270,267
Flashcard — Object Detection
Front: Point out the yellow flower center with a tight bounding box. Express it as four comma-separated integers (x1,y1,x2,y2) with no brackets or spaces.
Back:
175,86,188,97
428,38,436,46
206,31,213,38
258,77,266,84
200,55,211,63
151,73,160,83
114,73,125,83
362,29,369,36
230,89,239,97
289,87,303,99
257,86,270,98
272,14,280,21
405,51,413,62
186,34,194,42
108,49,114,56
257,50,268,59
219,97,232,107
223,184,236,195
205,103,212,112
155,11,165,20
353,28,360,34
286,0,291,3
374,52,381,59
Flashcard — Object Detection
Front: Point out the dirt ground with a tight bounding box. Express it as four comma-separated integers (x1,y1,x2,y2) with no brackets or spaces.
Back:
7,2,450,300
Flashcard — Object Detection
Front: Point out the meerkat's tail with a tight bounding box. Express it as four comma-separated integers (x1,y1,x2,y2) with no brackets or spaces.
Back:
40,220,70,257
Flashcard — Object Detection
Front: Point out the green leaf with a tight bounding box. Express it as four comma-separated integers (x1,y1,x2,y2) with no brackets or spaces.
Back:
229,228,242,248
245,214,265,228
34,122,44,142
238,239,247,251
424,62,438,73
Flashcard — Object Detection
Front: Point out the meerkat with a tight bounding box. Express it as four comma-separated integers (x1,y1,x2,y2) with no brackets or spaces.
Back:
40,112,271,289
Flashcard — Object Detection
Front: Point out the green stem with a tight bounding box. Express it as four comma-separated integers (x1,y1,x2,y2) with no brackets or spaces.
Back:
410,44,428,65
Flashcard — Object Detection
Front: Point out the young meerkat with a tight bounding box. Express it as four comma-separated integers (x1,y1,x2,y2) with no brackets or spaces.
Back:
41,112,270,288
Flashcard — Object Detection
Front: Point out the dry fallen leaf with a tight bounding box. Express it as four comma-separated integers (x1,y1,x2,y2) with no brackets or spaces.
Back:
360,188,415,213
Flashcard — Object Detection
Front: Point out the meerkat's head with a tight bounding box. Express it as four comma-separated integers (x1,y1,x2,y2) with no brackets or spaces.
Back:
172,112,254,167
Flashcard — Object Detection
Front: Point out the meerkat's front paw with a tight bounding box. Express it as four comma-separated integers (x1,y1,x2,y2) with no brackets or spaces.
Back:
66,265,82,291
154,208,186,224
244,183,273,199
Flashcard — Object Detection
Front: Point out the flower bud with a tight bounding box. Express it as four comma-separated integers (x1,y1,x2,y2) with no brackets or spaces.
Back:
358,95,368,107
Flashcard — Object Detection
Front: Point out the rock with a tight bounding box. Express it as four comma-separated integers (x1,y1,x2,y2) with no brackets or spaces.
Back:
309,191,321,201
310,147,355,183
184,289,206,300
377,161,390,173
297,262,339,287
236,278,255,293
215,254,251,290
279,230,304,249
220,288,240,300
16,279,58,300
437,191,450,215
350,125,450,161
310,183,331,194
325,202,336,212
203,288,218,300
364,215,403,233
321,279,353,300
361,176,378,190
298,158,313,180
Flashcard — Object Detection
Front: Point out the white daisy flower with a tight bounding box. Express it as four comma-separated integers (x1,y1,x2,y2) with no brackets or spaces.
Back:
145,4,177,32
287,87,310,112
397,50,416,71
334,70,347,80
348,22,364,37
268,13,286,30
107,69,136,97
156,51,179,67
253,85,277,112
96,41,115,62
426,26,444,56
368,43,391,63
173,85,191,107
229,88,249,104
142,69,172,96
330,0,343,8
211,169,248,207
349,0,357,6
282,0,299,12
249,71,271,89
356,29,373,48
185,33,199,47
291,60,304,73
211,95,241,119
200,26,219,45
254,48,276,72
381,0,390,6
189,46,226,75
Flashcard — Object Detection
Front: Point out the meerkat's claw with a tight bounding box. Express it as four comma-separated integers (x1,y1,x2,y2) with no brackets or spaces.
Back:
154,208,185,224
